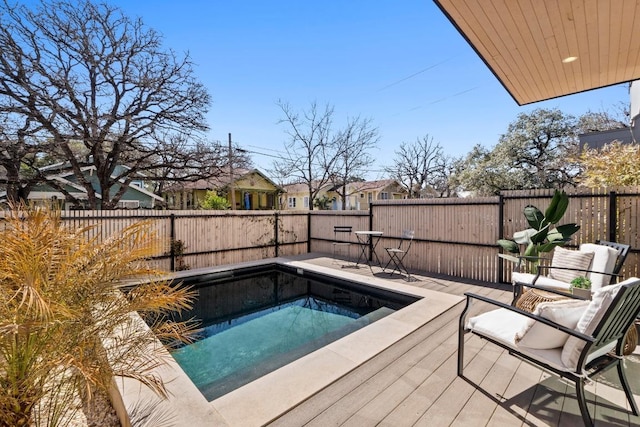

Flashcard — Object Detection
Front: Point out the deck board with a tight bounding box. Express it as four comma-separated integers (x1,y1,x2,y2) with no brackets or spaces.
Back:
267,254,640,427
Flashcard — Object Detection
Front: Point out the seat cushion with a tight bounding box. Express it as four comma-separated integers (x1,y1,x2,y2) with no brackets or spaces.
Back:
467,308,529,347
560,278,634,368
579,243,620,290
548,247,594,283
515,299,590,349
466,308,567,371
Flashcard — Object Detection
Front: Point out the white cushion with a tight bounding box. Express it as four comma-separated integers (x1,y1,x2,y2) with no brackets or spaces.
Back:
515,299,590,349
579,243,620,290
467,308,570,372
467,308,529,347
548,247,594,283
560,278,637,368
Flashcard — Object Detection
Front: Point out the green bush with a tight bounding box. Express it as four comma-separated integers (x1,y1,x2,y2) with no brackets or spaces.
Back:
200,191,230,210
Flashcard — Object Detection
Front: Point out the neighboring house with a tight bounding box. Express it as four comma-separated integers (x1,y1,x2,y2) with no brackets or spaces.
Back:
280,182,332,211
579,80,639,149
163,168,283,210
331,179,407,210
282,179,408,211
0,164,164,209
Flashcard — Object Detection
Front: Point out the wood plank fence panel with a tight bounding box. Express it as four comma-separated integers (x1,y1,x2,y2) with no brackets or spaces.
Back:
1,187,638,282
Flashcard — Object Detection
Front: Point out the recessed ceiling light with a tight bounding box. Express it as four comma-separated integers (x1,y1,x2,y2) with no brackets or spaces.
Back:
562,56,578,63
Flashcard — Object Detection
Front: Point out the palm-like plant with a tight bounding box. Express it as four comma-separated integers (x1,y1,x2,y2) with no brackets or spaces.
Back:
0,204,196,426
498,190,580,271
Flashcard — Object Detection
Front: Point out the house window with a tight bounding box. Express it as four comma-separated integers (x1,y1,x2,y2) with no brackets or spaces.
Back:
116,200,140,209
380,192,389,200
303,196,309,208
368,193,372,202
288,197,296,208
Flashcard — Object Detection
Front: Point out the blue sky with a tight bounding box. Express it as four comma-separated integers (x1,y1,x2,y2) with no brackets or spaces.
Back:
111,0,629,180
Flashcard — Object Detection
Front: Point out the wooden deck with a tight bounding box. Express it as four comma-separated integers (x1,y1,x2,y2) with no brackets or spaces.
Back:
267,254,640,427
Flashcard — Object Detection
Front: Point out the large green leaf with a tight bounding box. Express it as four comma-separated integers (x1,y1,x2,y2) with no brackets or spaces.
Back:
529,224,550,244
523,242,538,258
555,223,580,238
513,228,537,244
497,239,520,253
523,205,545,229
545,190,569,224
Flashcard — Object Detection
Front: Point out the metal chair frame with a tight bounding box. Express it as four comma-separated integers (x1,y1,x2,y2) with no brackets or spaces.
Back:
332,225,352,266
383,229,414,280
459,278,640,427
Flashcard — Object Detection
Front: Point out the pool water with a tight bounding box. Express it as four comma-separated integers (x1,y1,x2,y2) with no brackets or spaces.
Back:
162,266,416,401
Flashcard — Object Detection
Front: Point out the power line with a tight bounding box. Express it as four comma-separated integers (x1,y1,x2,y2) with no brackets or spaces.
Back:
377,58,452,92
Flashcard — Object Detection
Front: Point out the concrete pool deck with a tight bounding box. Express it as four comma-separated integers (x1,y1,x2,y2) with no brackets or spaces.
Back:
114,256,464,426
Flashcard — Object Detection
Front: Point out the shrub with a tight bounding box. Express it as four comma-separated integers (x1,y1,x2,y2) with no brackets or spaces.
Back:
0,204,196,426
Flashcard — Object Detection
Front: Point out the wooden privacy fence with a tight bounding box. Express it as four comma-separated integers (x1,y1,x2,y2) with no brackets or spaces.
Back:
1,187,637,283
361,187,640,283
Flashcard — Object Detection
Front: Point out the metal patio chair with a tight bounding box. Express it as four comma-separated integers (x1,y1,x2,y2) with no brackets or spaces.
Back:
383,229,414,280
458,277,640,427
332,225,352,267
511,240,630,305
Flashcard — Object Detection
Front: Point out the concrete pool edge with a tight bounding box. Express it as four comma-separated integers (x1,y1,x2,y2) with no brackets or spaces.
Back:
114,257,464,426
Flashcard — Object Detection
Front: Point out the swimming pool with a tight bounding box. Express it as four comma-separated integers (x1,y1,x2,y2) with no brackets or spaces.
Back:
163,264,418,401
117,258,463,427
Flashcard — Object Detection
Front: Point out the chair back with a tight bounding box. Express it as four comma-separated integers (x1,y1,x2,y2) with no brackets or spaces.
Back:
334,225,352,239
591,278,640,353
596,240,630,276
398,229,415,251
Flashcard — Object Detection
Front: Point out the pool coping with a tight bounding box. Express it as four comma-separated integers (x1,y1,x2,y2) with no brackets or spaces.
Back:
114,257,464,426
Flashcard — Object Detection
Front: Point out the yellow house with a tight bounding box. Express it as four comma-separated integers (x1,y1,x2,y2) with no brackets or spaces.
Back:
163,169,283,210
281,182,333,210
328,179,407,210
281,179,407,210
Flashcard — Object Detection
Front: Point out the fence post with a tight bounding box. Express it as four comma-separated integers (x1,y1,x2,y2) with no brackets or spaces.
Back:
307,212,312,253
274,211,279,257
498,194,504,284
169,213,176,272
368,203,374,261
608,191,617,242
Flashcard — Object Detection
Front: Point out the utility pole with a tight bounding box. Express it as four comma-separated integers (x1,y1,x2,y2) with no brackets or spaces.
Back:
229,133,235,210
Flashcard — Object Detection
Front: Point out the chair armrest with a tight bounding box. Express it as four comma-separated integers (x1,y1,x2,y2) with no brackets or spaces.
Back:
463,292,595,343
512,280,586,299
536,265,620,278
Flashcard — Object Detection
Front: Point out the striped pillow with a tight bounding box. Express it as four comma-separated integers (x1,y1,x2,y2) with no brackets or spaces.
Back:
548,247,594,283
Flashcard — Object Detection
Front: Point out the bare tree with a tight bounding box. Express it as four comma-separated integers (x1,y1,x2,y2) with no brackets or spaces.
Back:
272,100,341,210
331,116,379,209
385,135,445,198
0,0,211,208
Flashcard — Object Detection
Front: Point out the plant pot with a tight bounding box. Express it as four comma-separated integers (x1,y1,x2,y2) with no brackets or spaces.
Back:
572,287,592,300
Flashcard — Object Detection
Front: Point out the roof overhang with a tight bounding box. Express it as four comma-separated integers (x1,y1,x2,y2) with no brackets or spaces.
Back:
433,0,640,105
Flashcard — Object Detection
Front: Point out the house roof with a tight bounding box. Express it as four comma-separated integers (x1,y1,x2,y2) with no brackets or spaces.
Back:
164,169,283,192
434,0,640,105
51,166,163,201
350,179,405,193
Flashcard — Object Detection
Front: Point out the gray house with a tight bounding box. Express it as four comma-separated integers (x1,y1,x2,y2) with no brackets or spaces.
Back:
0,164,163,210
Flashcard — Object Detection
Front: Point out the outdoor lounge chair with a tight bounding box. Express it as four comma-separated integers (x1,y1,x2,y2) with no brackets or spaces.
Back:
383,229,414,281
511,240,630,305
458,277,640,427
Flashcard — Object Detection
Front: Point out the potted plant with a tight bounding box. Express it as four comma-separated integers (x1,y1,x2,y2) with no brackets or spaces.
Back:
570,276,592,299
498,190,580,273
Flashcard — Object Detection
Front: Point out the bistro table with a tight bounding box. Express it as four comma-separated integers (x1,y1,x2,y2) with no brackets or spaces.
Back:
354,230,383,271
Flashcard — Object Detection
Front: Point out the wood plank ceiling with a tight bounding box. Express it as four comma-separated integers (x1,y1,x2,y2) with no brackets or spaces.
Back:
434,0,640,105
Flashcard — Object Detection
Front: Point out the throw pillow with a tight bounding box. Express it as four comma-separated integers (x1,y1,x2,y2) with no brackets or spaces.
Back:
579,243,620,290
515,299,590,349
548,247,594,283
560,278,636,368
